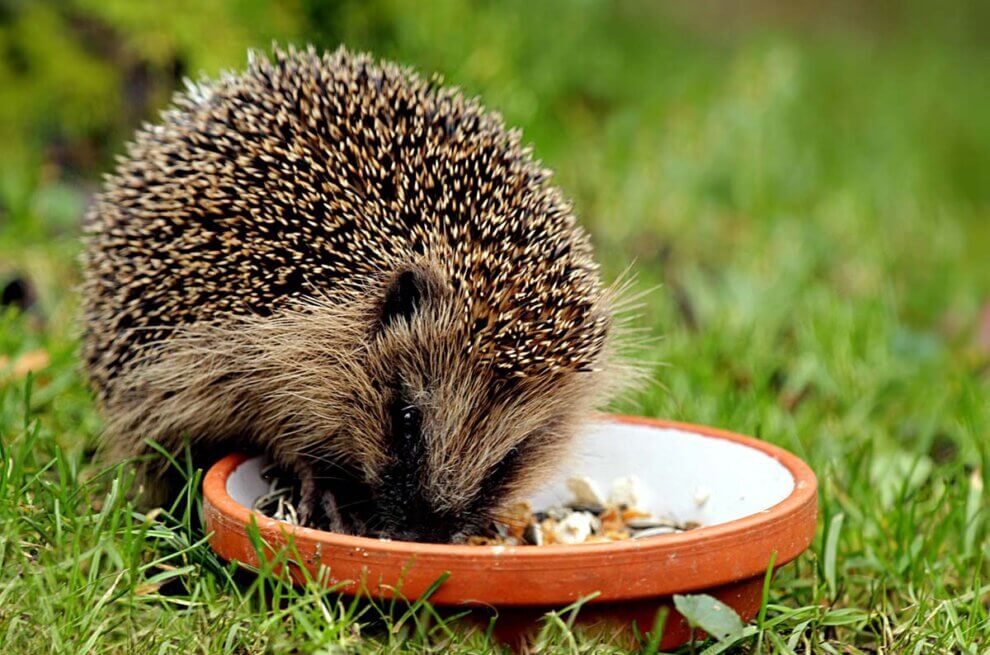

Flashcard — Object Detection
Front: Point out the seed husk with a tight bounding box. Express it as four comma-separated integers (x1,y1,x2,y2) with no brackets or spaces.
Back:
523,522,544,546
631,525,682,539
626,517,678,530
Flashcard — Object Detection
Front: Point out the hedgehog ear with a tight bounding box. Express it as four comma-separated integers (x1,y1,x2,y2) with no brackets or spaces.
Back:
380,270,423,327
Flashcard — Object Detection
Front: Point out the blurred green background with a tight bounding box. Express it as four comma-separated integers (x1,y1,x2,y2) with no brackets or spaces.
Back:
2,1,990,652
1,0,988,325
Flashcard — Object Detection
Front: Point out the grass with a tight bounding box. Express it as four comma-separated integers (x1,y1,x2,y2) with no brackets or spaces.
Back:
1,1,989,653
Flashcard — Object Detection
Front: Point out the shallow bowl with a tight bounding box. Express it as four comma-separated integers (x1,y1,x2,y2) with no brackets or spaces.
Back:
203,416,817,649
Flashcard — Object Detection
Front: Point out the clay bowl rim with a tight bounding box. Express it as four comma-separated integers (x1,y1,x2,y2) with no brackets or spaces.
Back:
204,415,818,576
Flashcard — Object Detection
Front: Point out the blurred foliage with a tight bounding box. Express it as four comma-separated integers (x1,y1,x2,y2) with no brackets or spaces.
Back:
2,0,987,190
2,1,987,320
0,0,301,174
0,0,987,333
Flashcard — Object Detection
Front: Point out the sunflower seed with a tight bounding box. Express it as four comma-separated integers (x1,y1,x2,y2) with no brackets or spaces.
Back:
631,525,681,539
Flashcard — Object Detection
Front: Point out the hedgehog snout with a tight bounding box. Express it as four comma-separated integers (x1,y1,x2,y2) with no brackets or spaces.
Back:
372,495,486,544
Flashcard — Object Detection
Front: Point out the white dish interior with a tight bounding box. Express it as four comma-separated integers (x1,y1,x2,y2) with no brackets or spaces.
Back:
226,421,795,528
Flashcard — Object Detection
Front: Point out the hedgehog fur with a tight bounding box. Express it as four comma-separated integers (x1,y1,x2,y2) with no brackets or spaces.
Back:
81,46,629,542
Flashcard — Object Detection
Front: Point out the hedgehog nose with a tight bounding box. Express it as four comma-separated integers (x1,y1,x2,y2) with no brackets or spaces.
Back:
376,487,463,542
388,524,458,544
390,529,425,542
383,508,463,543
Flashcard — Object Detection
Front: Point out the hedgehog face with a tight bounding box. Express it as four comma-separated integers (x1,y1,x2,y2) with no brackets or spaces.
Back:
365,364,591,543
295,265,609,543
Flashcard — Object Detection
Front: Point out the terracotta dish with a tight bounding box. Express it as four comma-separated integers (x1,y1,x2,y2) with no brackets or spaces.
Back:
204,416,818,649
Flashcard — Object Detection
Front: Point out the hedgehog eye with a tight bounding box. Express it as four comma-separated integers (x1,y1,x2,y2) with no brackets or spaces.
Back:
398,405,420,438
389,398,423,457
380,270,422,328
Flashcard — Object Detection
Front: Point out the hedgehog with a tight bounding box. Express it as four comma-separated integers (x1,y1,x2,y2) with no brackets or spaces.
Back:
81,45,632,543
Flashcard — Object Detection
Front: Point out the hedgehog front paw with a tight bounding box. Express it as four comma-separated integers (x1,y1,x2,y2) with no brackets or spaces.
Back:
297,467,348,533
318,489,347,533
297,469,320,527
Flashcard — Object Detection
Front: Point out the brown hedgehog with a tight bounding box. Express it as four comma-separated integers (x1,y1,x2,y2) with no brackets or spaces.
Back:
81,46,630,543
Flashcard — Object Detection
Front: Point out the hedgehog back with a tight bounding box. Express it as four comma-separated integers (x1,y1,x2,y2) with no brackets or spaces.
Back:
82,47,607,401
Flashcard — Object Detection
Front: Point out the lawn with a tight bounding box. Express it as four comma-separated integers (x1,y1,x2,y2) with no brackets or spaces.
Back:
1,1,989,653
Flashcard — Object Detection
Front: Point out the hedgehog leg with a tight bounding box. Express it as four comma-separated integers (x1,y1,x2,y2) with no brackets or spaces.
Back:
319,489,346,533
298,468,319,526
298,466,348,531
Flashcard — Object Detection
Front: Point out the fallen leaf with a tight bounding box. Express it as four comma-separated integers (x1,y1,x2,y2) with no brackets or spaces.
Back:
1,349,50,382
673,593,745,642
12,349,50,377
978,302,990,354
